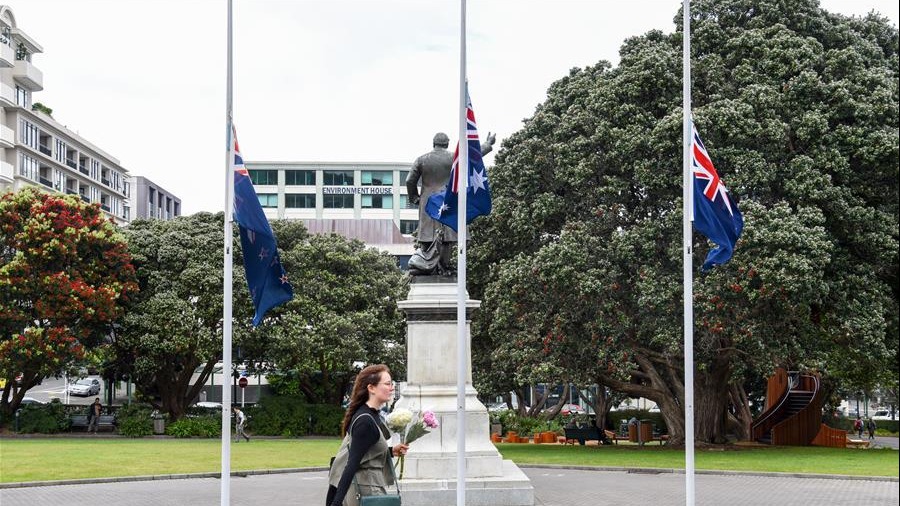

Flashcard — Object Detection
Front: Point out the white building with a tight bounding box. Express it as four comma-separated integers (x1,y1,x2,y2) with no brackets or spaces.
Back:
0,6,131,225
244,161,419,263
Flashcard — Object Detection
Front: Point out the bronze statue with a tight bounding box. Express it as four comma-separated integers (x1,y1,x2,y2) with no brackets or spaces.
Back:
406,131,495,275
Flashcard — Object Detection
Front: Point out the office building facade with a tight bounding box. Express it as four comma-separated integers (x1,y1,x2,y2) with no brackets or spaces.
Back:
0,6,131,225
244,161,420,234
130,176,181,221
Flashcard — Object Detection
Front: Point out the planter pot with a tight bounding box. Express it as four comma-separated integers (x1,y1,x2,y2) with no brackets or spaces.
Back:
519,436,530,443
504,431,518,443
532,434,542,444
490,433,502,443
542,432,557,443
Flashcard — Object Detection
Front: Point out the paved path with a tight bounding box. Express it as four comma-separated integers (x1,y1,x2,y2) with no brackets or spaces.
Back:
1,467,897,506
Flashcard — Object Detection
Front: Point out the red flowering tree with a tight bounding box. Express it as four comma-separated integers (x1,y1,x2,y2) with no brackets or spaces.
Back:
0,188,137,415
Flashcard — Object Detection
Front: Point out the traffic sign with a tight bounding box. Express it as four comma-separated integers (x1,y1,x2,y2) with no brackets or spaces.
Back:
238,377,248,388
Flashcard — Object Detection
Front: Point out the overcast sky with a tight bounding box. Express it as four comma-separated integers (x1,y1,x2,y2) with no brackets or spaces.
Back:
7,0,898,214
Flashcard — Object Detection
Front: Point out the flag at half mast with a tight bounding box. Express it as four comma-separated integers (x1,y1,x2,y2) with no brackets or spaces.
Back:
691,121,743,271
232,127,293,325
426,86,492,230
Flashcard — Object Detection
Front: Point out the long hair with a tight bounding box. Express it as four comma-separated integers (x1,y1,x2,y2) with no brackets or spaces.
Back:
341,364,390,436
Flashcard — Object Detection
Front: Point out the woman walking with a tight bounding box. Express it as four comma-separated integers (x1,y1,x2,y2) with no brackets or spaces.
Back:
326,364,408,506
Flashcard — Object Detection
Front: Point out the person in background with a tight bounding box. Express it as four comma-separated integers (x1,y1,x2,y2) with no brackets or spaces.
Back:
233,406,250,442
866,417,877,440
853,416,864,438
87,397,102,434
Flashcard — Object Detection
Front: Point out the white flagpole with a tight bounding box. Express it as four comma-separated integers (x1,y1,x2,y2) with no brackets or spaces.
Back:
682,1,695,505
221,0,234,504
456,1,468,505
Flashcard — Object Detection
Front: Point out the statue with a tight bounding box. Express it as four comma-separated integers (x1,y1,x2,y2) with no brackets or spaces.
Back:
406,131,495,276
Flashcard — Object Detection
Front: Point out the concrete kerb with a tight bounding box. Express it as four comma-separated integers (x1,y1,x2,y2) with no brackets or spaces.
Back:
519,464,900,482
1,464,896,490
0,467,329,490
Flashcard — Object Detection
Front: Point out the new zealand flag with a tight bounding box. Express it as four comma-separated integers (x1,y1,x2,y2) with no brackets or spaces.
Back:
692,122,743,271
426,86,491,231
232,127,293,325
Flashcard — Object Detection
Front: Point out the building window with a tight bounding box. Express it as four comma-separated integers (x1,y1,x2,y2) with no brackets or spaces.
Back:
19,119,38,149
361,194,393,209
249,169,278,186
15,85,30,108
400,219,418,235
400,194,412,209
18,152,39,181
400,170,409,183
323,170,354,186
323,194,354,208
361,170,392,186
285,193,316,208
257,193,278,208
285,170,315,185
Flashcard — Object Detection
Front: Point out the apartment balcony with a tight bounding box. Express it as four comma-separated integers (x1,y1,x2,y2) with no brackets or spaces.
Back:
13,60,43,92
0,41,13,68
66,159,77,170
39,176,53,188
101,177,111,187
78,163,89,176
0,124,13,149
79,194,90,203
0,160,13,183
100,203,111,212
0,83,14,106
65,188,78,195
38,144,52,156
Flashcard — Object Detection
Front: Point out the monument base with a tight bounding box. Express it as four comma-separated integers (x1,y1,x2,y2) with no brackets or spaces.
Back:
399,460,534,506
395,278,534,505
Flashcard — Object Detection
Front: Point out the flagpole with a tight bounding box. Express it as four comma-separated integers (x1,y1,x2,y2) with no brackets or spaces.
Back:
221,0,234,504
456,1,468,505
682,1,695,505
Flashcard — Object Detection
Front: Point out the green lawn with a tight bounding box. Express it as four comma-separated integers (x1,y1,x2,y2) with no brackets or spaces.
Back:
0,438,896,483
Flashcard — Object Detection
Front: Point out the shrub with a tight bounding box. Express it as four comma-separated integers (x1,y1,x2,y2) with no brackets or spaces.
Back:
246,396,345,436
15,400,69,433
166,416,221,438
116,404,153,437
308,404,344,436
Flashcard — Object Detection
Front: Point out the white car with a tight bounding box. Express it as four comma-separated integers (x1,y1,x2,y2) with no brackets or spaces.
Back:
872,410,895,421
67,378,101,396
194,401,223,409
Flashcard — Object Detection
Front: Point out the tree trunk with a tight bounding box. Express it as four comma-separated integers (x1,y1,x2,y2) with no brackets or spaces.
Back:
693,367,732,444
727,382,753,441
542,384,569,418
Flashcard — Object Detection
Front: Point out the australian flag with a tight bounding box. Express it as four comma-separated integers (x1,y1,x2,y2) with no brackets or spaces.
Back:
232,127,293,325
691,121,743,271
426,86,491,231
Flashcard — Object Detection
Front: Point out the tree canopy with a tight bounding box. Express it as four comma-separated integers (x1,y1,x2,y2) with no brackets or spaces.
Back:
470,0,898,445
0,188,137,414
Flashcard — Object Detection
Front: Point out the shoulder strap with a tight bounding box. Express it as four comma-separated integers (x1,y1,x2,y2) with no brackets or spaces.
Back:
349,412,401,497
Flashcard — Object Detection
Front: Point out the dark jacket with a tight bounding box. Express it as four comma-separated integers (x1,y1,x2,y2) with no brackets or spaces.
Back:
87,402,102,420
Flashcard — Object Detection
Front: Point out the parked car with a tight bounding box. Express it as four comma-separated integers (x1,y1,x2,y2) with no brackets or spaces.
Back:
872,410,895,421
194,401,223,410
560,403,586,415
20,397,45,405
68,378,101,396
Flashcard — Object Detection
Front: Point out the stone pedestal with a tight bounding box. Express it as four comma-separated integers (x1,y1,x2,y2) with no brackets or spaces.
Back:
394,277,533,506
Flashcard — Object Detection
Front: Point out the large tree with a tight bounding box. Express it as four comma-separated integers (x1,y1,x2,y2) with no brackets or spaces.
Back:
115,212,230,419
470,0,898,445
238,228,407,405
0,188,137,415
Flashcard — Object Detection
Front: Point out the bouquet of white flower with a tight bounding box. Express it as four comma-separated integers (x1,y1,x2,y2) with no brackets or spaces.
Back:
385,408,439,479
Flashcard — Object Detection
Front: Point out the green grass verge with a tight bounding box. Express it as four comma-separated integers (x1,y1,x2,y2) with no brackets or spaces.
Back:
494,443,899,477
0,438,896,483
0,438,340,483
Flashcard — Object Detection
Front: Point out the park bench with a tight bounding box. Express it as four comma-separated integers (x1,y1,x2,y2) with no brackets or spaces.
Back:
70,414,116,432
